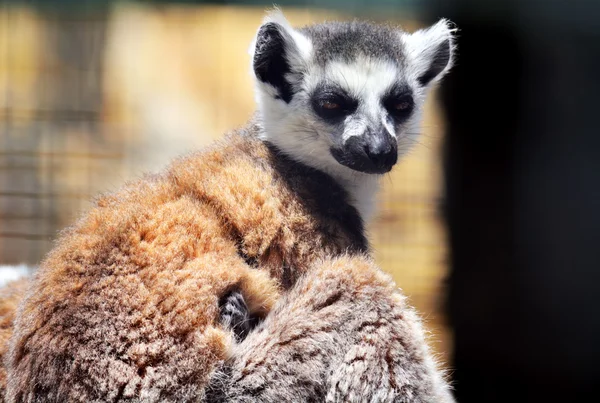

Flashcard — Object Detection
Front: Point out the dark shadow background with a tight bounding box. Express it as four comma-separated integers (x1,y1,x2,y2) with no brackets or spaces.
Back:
425,0,600,401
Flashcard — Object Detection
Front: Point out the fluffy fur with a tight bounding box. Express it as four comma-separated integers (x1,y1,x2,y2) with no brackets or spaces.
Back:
0,279,28,400
0,11,456,402
4,128,369,402
207,255,454,402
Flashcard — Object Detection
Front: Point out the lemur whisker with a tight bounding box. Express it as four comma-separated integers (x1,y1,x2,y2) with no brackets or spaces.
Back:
385,172,394,186
336,66,352,94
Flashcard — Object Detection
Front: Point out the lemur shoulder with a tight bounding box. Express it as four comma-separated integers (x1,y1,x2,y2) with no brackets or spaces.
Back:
2,10,456,402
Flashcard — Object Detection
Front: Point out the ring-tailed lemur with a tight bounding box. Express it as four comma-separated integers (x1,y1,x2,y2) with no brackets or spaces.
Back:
253,11,453,221
3,10,455,403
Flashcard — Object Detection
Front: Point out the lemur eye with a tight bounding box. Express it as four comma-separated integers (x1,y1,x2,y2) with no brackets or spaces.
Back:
384,94,414,121
321,101,340,110
394,101,411,111
311,88,358,122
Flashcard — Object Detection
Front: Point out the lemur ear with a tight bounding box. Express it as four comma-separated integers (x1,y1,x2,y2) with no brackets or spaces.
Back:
251,9,312,103
402,19,456,87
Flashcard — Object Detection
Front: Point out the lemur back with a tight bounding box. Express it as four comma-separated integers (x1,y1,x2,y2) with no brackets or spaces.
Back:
4,128,368,402
2,10,456,402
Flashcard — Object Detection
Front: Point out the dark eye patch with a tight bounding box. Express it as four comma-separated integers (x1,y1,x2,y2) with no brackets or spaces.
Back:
311,84,358,123
382,84,414,123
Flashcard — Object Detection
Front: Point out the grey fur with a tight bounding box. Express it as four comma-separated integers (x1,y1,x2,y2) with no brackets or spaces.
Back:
206,255,455,402
300,21,406,66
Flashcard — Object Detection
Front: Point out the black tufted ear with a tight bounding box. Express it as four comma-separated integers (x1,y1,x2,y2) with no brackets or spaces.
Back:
253,22,295,103
403,19,456,87
251,10,311,103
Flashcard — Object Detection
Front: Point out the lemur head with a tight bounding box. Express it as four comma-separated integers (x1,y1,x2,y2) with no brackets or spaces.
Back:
251,10,455,179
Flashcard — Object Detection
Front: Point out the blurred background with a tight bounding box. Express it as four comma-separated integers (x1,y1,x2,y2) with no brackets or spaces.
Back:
1,0,599,402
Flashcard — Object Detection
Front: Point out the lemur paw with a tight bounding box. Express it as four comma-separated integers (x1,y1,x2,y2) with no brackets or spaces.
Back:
219,290,260,342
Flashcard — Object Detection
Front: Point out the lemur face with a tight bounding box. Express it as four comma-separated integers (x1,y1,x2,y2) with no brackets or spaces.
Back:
252,11,454,177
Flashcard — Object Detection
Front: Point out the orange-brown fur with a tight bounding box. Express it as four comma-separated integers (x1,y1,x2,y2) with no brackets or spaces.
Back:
0,279,28,402
3,122,368,402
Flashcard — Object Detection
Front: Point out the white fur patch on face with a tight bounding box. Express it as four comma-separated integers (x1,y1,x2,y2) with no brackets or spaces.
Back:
306,58,400,141
321,58,399,99
341,116,368,142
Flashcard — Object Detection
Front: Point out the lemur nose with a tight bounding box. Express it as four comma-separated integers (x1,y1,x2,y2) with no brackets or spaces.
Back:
364,135,398,172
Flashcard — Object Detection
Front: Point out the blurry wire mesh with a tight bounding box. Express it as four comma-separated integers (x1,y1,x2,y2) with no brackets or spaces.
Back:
0,1,451,357
0,4,117,263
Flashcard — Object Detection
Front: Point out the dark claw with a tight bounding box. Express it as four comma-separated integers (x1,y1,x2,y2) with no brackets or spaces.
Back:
219,290,260,342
